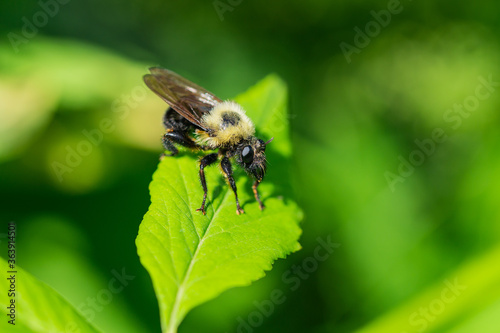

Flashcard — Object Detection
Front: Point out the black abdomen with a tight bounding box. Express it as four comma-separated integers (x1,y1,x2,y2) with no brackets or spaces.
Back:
163,108,197,132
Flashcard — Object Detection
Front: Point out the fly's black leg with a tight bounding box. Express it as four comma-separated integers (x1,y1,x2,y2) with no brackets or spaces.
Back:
196,153,219,215
162,130,209,158
221,157,244,215
252,180,265,211
162,131,196,157
163,130,198,150
161,107,202,158
161,131,179,157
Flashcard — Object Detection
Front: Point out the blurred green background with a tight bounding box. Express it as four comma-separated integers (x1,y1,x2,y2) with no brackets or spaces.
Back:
1,0,500,332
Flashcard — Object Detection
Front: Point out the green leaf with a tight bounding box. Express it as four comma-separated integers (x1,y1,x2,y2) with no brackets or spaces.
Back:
136,74,302,332
0,257,100,333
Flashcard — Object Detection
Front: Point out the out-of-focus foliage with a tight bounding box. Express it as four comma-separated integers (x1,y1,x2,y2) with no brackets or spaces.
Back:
1,0,500,332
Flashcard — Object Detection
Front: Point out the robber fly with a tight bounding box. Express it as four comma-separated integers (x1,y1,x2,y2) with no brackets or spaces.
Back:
143,67,273,215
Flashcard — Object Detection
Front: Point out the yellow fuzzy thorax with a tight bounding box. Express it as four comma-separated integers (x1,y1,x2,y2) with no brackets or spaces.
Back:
197,101,255,148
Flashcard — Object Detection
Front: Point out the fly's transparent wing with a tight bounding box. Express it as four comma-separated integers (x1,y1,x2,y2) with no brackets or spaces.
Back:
144,67,222,129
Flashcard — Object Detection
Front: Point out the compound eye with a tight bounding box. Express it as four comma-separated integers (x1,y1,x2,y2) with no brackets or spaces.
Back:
241,146,254,165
